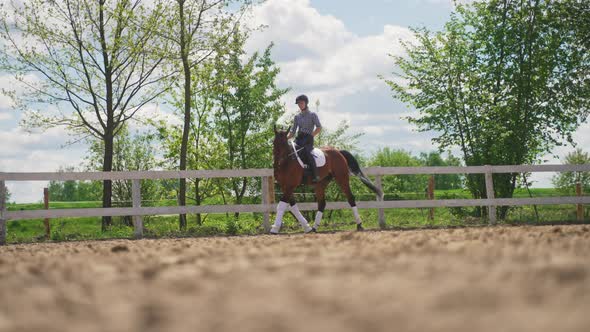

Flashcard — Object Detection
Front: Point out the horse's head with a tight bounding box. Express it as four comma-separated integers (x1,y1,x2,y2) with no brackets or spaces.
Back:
273,125,291,164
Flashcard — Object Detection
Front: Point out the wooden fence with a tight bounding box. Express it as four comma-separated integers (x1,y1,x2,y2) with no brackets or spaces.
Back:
1,164,589,244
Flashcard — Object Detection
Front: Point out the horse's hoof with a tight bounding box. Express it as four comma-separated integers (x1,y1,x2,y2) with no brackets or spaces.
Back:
356,224,364,232
311,227,317,233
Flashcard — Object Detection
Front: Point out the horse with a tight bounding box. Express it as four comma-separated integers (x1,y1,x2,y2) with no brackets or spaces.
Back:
270,126,383,234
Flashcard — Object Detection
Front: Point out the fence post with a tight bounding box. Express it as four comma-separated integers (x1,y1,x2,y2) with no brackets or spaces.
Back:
132,179,143,239
428,175,435,221
577,182,584,222
43,188,51,240
262,176,271,232
0,180,6,245
375,175,386,229
484,166,497,224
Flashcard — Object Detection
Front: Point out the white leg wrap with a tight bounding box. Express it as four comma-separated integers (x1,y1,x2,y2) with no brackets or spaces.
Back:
290,204,313,233
314,211,323,228
270,201,289,233
352,206,362,225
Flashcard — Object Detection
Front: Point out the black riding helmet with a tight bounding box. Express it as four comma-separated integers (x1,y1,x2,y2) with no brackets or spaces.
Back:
295,94,309,105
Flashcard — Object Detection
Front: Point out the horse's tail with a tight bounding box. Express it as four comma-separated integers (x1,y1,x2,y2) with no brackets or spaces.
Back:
339,150,384,199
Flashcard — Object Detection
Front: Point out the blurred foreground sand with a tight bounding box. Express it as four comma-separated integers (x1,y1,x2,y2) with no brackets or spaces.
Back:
1,225,589,332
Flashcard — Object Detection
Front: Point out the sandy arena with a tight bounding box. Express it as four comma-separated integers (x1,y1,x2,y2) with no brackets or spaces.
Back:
1,225,589,332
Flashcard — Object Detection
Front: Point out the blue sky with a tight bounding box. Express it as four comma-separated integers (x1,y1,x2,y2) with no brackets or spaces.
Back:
1,0,588,202
310,0,453,35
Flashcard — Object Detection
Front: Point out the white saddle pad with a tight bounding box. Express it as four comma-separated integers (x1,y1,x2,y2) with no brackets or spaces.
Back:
291,141,326,168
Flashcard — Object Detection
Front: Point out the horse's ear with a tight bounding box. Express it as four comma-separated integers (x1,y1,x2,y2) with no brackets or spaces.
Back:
273,124,277,134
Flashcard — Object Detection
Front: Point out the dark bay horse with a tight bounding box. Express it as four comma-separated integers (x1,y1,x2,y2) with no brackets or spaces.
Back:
270,127,383,234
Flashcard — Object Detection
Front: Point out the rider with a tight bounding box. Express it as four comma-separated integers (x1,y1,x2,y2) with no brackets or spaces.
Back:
287,94,322,183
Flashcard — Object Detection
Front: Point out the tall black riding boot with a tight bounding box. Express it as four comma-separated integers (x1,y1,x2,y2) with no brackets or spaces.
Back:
307,152,320,183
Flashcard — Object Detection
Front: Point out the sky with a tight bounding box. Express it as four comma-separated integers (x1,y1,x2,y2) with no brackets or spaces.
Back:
1,0,589,202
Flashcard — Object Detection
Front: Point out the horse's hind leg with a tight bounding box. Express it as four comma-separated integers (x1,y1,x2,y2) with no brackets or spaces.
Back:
288,196,314,233
335,176,364,231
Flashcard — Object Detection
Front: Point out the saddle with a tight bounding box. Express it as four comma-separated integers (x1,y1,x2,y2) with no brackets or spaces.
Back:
290,141,326,169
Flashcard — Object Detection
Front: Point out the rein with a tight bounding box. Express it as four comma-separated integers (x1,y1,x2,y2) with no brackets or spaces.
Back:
275,141,304,165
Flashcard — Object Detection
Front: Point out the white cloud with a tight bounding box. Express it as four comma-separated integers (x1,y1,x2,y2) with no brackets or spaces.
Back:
0,127,87,203
0,93,14,110
248,1,413,94
247,0,420,153
0,111,12,121
247,0,590,173
247,0,354,56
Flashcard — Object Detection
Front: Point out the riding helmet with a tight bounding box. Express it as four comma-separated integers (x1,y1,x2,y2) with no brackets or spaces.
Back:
295,94,309,105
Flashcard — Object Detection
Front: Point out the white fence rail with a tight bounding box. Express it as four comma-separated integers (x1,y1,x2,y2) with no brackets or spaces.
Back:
1,164,589,244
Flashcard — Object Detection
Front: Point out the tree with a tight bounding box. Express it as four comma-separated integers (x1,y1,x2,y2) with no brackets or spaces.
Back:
48,167,77,202
1,0,170,230
48,167,101,201
159,0,250,230
212,31,288,216
369,148,427,195
158,59,226,225
2,185,10,203
385,0,590,218
86,126,161,212
418,151,463,190
552,148,590,194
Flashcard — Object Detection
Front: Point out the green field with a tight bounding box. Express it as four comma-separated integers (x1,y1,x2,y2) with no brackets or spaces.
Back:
4,188,588,244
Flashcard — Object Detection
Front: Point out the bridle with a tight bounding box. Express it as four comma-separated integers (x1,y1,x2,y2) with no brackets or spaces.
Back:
274,138,303,166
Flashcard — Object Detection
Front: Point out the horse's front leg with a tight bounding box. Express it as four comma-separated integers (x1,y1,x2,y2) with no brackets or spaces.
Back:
270,189,313,234
270,191,293,234
289,196,314,233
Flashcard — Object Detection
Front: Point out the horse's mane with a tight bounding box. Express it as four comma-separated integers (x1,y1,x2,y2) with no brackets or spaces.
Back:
272,131,290,173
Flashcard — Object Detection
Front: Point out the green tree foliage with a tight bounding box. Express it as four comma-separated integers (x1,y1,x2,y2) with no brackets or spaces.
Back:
158,60,226,225
0,0,171,230
48,168,101,202
86,126,161,210
552,148,590,194
418,151,463,190
385,0,590,218
2,185,10,203
313,120,363,153
160,29,288,221
158,0,248,230
211,31,288,211
369,148,427,195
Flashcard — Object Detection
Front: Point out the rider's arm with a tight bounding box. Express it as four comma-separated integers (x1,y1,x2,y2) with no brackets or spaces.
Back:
287,116,298,139
312,127,322,137
312,113,322,137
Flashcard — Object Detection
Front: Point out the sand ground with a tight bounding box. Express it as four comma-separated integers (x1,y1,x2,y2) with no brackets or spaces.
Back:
1,225,589,332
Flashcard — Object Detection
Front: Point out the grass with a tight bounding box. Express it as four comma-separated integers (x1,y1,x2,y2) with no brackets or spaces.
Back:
4,188,589,244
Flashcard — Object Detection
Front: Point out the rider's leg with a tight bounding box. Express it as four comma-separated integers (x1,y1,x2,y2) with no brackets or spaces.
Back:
305,144,320,182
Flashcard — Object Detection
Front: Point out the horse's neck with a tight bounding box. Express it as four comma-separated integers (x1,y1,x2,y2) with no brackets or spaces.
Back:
273,143,292,170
